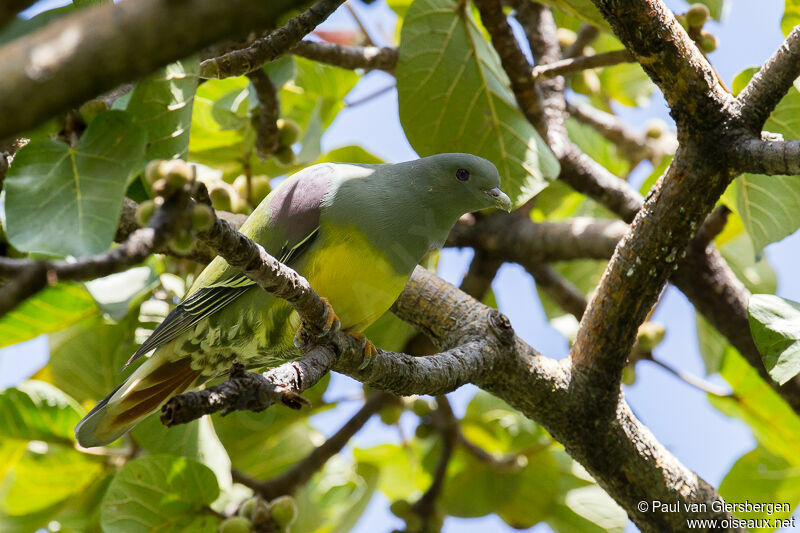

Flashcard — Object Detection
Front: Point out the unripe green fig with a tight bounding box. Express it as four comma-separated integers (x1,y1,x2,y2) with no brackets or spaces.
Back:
78,99,108,124
238,497,270,525
233,175,249,201
250,176,271,205
379,405,403,425
676,14,688,29
556,28,576,50
209,186,233,212
269,496,298,527
219,516,252,533
411,398,432,417
169,232,195,255
232,196,252,215
622,365,637,386
191,204,215,231
699,31,718,53
277,118,302,147
571,70,601,96
135,200,156,227
151,178,174,198
163,160,192,188
415,423,432,439
686,3,710,28
645,119,667,139
389,499,412,518
637,322,665,352
145,159,168,185
274,146,296,168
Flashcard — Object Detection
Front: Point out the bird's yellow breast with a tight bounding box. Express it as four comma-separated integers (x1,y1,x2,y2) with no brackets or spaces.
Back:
300,224,410,332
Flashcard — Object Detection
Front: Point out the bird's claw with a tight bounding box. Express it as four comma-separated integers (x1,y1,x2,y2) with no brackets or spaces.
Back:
294,297,341,348
346,330,378,370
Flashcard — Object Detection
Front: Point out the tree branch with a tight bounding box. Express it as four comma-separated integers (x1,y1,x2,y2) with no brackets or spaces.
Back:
562,24,600,59
729,137,800,175
737,25,800,131
0,0,302,140
526,262,587,320
0,0,36,31
531,49,634,81
200,0,345,79
290,40,397,73
246,69,281,161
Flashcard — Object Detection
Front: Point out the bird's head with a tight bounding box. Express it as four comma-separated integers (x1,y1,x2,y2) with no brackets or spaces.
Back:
415,153,512,214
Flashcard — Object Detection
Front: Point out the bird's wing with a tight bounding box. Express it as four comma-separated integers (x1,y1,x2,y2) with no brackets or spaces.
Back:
123,165,334,368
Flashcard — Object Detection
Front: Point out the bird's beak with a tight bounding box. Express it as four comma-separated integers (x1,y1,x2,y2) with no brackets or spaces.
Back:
484,188,512,212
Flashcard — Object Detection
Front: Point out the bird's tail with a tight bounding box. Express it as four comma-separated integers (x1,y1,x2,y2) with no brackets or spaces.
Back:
75,350,201,448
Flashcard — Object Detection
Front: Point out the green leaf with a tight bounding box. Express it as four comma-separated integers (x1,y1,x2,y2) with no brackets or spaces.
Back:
291,458,379,533
783,0,800,36
537,0,610,29
101,455,220,533
131,415,232,489
696,312,728,375
748,294,800,385
565,117,629,177
718,226,777,295
48,315,138,403
591,32,653,108
0,381,84,444
0,6,75,47
719,446,800,529
126,57,200,163
0,283,96,348
0,443,103,515
353,443,431,501
731,66,759,97
461,390,544,456
84,261,161,321
396,0,559,208
710,347,800,465
558,484,626,532
5,111,147,257
363,311,417,352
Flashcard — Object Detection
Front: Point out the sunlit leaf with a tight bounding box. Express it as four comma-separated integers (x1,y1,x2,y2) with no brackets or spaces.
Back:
0,380,83,444
396,0,559,208
749,294,800,385
100,455,220,533
5,111,146,257
782,0,800,37
84,261,161,321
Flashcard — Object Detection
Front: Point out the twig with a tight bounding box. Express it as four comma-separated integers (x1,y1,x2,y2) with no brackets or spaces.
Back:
567,101,677,165
563,24,600,58
526,263,587,320
290,40,397,73
737,25,800,130
345,83,396,107
200,0,346,79
532,49,634,81
345,1,376,46
237,391,392,499
689,204,730,251
0,0,301,140
246,69,280,161
645,355,733,398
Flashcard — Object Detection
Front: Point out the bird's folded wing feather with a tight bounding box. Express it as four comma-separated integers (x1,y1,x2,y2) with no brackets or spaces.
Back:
122,165,332,368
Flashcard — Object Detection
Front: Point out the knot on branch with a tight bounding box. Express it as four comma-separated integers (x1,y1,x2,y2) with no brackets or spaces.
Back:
488,309,514,345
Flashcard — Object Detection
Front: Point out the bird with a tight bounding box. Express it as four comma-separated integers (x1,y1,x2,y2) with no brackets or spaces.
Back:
75,153,511,447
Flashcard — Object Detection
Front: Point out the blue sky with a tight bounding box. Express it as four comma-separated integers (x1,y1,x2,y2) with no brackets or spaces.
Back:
2,1,798,531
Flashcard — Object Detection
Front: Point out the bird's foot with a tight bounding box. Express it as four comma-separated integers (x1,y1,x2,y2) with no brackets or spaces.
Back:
293,297,341,348
345,330,378,370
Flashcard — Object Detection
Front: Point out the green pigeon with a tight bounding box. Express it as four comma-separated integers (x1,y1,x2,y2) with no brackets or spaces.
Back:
75,153,511,447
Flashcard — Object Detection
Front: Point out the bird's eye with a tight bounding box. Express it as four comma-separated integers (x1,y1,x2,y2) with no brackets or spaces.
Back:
456,168,470,181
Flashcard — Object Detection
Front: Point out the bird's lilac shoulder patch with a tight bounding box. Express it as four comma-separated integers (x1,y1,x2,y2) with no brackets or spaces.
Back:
268,164,334,243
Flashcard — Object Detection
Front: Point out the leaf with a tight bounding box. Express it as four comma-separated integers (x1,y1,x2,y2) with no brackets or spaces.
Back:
461,390,544,455
696,312,728,375
0,381,84,444
720,446,800,530
710,347,800,465
318,146,384,165
0,283,96,348
732,66,759,97
0,443,103,515
291,458,378,533
560,485,627,532
100,455,220,533
396,0,559,208
5,111,147,257
353,443,431,501
0,6,75,46
748,294,800,385
565,117,629,177
126,57,200,163
84,261,161,321
783,0,800,37
48,315,138,403
363,311,417,352
131,415,232,489
537,0,610,29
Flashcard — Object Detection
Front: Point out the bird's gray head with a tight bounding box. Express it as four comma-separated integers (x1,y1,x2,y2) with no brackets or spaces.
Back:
411,153,512,214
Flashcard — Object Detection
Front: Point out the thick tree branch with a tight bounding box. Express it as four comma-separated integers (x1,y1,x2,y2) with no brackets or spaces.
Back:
290,40,397,73
729,138,800,175
200,0,345,79
0,0,302,140
531,49,633,81
737,25,800,131
526,263,587,320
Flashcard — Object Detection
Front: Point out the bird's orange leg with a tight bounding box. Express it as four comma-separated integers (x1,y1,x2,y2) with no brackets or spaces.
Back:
293,297,341,348
345,330,378,370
